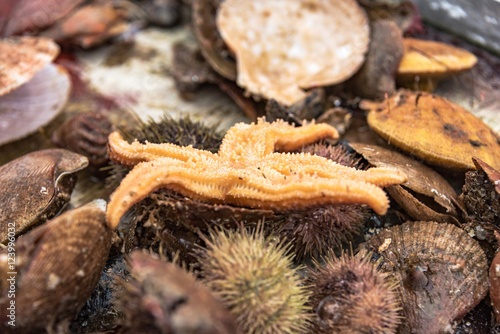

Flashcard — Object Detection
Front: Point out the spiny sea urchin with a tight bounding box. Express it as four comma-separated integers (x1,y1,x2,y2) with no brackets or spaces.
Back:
307,252,401,334
106,113,223,188
275,143,368,259
197,226,311,334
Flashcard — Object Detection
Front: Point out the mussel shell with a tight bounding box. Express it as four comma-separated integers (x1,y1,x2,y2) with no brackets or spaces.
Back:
364,221,488,334
0,200,112,333
0,149,88,244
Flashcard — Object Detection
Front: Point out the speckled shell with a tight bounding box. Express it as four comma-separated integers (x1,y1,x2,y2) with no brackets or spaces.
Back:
0,149,88,244
0,200,112,333
0,36,59,96
364,90,500,171
364,221,488,334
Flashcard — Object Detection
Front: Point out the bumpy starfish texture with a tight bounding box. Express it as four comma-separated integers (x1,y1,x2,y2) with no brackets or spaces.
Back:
106,118,406,229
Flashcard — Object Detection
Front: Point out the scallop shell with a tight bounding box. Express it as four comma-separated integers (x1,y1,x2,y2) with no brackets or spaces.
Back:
0,62,71,146
0,149,88,244
0,200,111,333
0,36,59,96
363,90,500,171
363,221,488,334
1,0,84,36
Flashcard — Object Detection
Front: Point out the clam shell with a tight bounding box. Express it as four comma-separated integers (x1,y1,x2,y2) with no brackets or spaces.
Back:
363,221,488,334
0,36,59,96
0,200,112,333
0,63,71,146
0,149,88,244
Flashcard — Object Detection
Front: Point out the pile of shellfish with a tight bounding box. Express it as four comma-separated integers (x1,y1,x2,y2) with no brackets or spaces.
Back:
1,1,500,333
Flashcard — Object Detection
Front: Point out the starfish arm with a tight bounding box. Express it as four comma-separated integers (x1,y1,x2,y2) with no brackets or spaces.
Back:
218,119,339,159
270,120,339,153
263,153,407,186
107,131,213,167
226,177,391,215
106,158,229,229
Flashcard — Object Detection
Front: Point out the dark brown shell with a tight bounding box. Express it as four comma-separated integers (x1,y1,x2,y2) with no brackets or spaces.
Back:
348,19,404,100
51,112,114,168
115,250,240,334
363,221,488,334
0,149,88,244
461,157,500,224
0,200,112,333
348,143,460,224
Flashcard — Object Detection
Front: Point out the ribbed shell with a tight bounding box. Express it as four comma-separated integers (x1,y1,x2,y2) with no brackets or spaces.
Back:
365,221,488,334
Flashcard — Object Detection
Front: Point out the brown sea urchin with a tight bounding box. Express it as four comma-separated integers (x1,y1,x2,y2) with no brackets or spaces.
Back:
197,226,310,334
307,252,401,334
275,143,368,259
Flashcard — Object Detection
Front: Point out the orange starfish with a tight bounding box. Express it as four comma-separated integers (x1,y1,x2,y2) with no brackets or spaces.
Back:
106,118,406,229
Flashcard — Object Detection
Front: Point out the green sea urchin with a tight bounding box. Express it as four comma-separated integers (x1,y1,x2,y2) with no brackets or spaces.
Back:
197,226,310,334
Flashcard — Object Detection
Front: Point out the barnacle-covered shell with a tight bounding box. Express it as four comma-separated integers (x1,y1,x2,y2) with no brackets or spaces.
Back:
0,149,88,244
363,90,500,171
0,36,59,96
0,200,112,333
461,157,500,224
364,221,488,334
115,250,240,334
51,112,114,168
349,143,460,223
0,62,71,146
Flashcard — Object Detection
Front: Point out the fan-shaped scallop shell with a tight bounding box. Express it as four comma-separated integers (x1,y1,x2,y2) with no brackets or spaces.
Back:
364,221,488,334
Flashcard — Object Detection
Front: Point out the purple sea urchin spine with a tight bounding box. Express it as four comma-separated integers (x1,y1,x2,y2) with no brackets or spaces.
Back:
307,252,401,334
